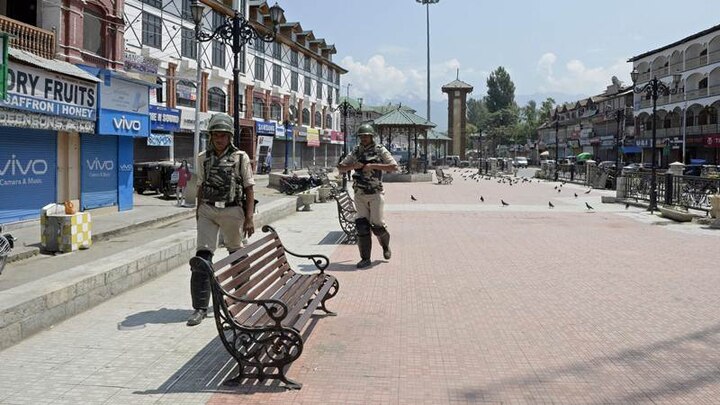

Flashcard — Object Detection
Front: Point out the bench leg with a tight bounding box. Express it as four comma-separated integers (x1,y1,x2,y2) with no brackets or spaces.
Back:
319,278,340,316
278,369,303,390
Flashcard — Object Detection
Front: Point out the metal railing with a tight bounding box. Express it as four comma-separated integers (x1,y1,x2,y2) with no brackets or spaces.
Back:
669,61,683,74
624,172,720,212
710,50,720,64
686,88,708,100
0,15,55,59
653,66,669,78
685,55,707,70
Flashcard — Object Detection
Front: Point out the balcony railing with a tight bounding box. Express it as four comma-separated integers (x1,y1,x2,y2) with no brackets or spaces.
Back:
653,66,669,78
669,61,683,74
640,99,652,108
0,15,55,59
686,88,708,100
685,55,707,70
710,84,720,97
638,72,651,83
710,50,720,64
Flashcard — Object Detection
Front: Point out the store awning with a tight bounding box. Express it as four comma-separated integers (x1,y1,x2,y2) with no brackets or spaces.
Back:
621,146,642,154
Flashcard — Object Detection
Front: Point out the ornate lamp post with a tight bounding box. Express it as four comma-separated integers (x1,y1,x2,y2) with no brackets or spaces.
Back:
191,1,284,152
554,110,560,181
630,68,680,212
336,97,363,191
282,94,296,175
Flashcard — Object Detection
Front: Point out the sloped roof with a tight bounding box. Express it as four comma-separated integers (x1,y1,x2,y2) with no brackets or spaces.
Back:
9,48,100,83
367,103,416,115
421,129,451,141
373,107,436,128
441,79,473,91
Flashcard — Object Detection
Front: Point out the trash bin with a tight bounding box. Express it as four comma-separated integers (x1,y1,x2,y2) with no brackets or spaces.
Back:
40,204,92,253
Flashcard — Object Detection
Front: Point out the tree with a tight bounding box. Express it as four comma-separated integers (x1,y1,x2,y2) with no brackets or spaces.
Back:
538,97,556,123
484,67,516,113
467,98,489,132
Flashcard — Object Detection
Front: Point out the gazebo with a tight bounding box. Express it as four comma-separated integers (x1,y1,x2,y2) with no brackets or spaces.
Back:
420,129,452,165
372,107,436,173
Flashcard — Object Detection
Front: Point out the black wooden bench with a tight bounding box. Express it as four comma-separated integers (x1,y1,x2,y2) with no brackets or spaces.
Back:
435,168,453,184
332,190,358,243
189,225,339,390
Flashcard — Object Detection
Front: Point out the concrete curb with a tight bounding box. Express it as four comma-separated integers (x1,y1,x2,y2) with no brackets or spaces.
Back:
0,198,297,351
6,210,197,264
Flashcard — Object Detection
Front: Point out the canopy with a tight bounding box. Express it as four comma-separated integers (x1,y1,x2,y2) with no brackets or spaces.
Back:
576,152,593,161
539,151,550,157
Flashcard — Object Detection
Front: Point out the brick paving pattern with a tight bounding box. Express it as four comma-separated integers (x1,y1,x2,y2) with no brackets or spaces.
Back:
1,169,719,404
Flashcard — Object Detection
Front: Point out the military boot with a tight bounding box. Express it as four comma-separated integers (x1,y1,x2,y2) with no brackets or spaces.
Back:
188,250,213,326
372,225,391,260
355,218,372,269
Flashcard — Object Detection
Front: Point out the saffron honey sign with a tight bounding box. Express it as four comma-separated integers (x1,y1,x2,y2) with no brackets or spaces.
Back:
0,61,97,120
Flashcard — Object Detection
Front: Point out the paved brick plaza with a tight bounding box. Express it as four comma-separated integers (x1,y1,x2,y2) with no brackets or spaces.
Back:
1,169,719,404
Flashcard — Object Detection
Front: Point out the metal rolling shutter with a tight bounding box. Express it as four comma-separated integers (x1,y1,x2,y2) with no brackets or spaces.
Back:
0,128,57,223
81,135,118,210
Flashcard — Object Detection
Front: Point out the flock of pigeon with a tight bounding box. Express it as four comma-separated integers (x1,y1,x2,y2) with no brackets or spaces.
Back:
407,168,622,212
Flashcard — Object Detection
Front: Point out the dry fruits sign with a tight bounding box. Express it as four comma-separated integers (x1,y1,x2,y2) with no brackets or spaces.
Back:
0,61,96,120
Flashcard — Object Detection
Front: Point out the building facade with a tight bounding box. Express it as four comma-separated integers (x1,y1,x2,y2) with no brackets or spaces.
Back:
629,24,720,166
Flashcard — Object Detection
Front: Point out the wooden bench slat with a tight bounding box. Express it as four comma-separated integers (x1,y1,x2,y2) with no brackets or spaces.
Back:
219,246,286,293
240,273,319,327
215,238,284,285
230,271,301,324
213,233,277,269
225,264,293,318
292,275,336,331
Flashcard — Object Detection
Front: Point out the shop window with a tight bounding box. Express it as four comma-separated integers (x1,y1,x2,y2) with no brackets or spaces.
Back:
302,108,310,125
270,103,282,121
314,111,321,128
291,71,298,91
176,79,197,108
142,12,162,49
208,87,226,112
255,57,265,81
181,27,197,59
83,9,104,56
253,97,265,118
212,40,225,67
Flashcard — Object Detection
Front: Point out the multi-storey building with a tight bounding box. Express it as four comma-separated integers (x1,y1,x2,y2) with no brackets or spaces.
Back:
537,78,634,164
629,24,720,166
0,0,151,221
123,0,346,170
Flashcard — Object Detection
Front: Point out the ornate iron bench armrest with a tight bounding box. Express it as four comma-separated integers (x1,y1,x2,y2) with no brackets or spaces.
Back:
262,225,329,273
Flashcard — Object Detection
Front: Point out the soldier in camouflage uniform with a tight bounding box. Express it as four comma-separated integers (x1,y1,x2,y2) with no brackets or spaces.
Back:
338,123,398,269
187,113,255,326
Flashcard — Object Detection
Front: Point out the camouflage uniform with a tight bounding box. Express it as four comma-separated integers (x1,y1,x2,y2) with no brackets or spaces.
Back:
340,141,397,266
190,144,254,316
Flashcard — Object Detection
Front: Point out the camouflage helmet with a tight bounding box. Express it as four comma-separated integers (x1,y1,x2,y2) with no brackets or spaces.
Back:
357,123,375,136
207,113,234,133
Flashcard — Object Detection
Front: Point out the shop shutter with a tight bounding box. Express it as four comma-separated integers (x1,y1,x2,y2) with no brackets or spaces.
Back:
81,135,118,210
0,128,57,223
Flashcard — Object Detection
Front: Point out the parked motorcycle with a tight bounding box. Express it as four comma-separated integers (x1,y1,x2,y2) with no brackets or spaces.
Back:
0,225,16,275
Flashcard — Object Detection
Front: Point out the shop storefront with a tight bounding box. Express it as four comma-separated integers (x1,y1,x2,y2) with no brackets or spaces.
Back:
0,54,99,224
255,120,275,173
135,105,182,162
306,128,320,166
84,69,151,211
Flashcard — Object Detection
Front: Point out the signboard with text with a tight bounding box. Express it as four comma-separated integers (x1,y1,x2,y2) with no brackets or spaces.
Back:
149,105,181,132
1,61,97,120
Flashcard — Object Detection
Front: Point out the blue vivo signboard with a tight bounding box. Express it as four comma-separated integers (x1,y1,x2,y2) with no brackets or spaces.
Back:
117,137,133,211
256,120,276,136
0,128,56,223
98,109,150,137
149,105,181,132
81,135,117,209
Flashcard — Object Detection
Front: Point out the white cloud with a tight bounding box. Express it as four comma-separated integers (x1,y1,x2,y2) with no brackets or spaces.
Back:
536,52,632,95
339,54,487,105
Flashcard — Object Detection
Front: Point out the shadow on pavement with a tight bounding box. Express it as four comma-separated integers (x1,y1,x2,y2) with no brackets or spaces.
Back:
453,322,720,404
118,308,199,330
133,315,325,395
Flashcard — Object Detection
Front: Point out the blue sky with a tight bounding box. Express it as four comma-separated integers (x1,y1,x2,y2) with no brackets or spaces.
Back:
278,0,718,125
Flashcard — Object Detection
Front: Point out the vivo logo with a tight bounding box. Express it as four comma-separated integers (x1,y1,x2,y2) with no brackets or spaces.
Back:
112,116,142,131
0,155,48,176
119,164,133,171
86,158,114,171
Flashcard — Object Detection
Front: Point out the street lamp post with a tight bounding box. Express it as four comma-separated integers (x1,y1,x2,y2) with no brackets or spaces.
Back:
283,94,297,175
191,1,284,154
554,111,559,181
336,97,363,191
631,69,679,213
416,0,439,128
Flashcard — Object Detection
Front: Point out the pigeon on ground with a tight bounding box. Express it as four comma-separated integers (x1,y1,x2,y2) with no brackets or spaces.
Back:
557,189,561,193
554,186,558,190
625,203,630,209
501,199,509,207
480,196,484,202
584,189,592,194
585,202,594,210
411,195,417,201
548,201,554,208
574,193,578,198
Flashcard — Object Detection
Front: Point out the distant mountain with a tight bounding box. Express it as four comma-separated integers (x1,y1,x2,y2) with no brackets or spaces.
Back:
515,92,589,107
